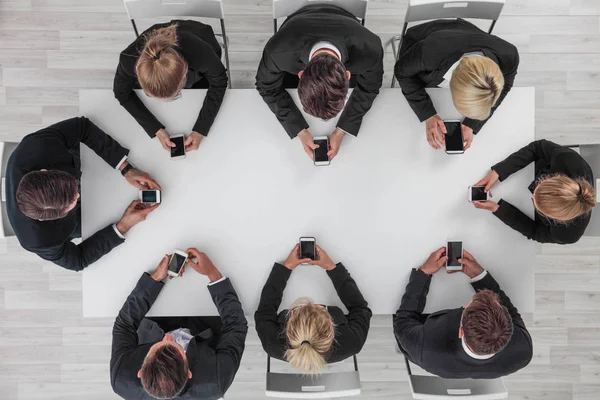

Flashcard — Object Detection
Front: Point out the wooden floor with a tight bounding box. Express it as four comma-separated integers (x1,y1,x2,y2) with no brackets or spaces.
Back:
1,0,600,399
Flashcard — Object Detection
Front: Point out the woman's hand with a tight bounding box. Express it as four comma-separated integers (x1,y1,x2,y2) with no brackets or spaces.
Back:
283,243,312,270
473,200,499,213
156,129,176,152
425,114,446,149
474,170,500,192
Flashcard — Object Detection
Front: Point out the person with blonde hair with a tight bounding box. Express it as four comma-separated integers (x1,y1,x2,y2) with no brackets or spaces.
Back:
114,20,227,153
255,242,372,374
394,19,519,151
473,140,595,244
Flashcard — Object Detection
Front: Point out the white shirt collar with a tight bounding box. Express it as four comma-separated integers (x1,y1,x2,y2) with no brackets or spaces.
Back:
439,51,485,88
461,336,495,360
309,41,341,61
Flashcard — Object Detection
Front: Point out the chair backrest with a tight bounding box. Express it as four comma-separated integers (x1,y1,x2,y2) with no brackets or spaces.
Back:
0,141,19,238
273,0,369,21
123,0,224,20
578,144,600,237
405,0,505,24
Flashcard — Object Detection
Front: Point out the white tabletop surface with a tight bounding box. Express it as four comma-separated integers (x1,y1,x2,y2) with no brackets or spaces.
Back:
80,88,535,318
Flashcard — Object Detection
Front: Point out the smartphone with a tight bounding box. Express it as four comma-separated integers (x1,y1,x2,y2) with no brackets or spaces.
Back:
446,241,463,271
313,136,330,166
444,120,464,154
170,134,186,160
167,250,188,277
299,237,316,260
468,186,489,202
139,190,161,205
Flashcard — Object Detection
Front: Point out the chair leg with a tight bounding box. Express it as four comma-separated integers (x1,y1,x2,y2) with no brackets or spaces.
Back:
220,19,232,89
390,22,408,88
131,19,139,37
273,19,278,34
488,19,497,34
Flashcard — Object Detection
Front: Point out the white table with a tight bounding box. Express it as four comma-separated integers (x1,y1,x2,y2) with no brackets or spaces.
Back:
80,88,535,317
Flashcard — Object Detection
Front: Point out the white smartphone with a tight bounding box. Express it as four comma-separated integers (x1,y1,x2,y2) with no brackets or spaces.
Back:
170,134,186,161
446,241,463,271
443,120,464,155
299,237,316,260
167,249,188,277
313,136,330,166
468,186,489,202
139,190,161,205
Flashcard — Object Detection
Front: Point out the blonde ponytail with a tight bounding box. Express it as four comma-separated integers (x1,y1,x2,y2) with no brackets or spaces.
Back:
534,175,596,222
136,24,188,99
284,298,335,374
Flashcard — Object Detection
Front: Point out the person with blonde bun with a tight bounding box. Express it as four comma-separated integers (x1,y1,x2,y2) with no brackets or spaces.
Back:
394,19,519,151
114,20,227,153
473,140,595,244
255,243,372,374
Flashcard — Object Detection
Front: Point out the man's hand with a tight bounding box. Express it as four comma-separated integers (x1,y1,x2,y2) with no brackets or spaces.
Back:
462,124,473,151
419,247,448,276
185,248,223,282
448,249,485,279
116,200,159,235
328,128,345,161
297,129,318,159
283,243,312,270
122,164,162,190
425,114,446,149
150,254,170,282
184,131,204,152
474,170,500,193
473,200,499,213
156,129,176,152
309,245,337,271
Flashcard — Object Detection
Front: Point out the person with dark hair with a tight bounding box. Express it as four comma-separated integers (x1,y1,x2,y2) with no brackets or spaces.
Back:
5,117,161,271
256,4,383,161
114,20,228,153
110,249,248,400
393,247,533,379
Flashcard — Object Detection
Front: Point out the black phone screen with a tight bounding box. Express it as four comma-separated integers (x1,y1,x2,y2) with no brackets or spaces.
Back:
300,240,316,260
447,242,462,267
171,136,185,158
471,186,487,201
444,122,464,152
314,139,329,163
142,190,157,203
168,253,186,274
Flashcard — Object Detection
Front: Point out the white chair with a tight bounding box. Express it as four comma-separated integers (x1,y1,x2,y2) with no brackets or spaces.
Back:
122,0,232,88
272,0,369,33
391,0,506,88
266,355,361,398
404,356,508,400
0,141,19,239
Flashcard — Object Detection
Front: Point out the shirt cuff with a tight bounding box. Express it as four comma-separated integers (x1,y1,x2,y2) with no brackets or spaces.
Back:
469,269,488,283
112,224,126,240
208,276,227,286
115,155,128,171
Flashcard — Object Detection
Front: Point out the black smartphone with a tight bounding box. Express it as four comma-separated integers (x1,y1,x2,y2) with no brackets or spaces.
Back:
446,241,463,271
170,135,186,160
469,186,489,202
313,137,330,166
299,237,316,260
444,121,464,154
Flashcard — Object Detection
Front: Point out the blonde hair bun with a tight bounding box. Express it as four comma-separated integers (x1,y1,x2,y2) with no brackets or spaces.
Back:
534,175,595,222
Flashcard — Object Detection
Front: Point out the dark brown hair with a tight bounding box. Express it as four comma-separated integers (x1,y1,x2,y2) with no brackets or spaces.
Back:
298,54,348,120
16,170,79,221
462,289,513,355
141,343,189,399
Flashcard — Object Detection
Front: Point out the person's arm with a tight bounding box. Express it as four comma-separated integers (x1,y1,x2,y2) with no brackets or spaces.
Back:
113,53,165,138
255,47,309,138
337,42,384,136
492,139,560,181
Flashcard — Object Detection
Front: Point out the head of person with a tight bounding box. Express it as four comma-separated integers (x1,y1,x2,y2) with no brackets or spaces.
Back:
459,289,513,356
298,53,350,121
533,175,596,222
138,333,191,399
136,24,188,101
450,56,505,121
284,297,335,374
16,170,79,221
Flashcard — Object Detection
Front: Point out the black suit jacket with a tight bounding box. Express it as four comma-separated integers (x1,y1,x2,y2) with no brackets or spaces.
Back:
114,20,227,138
255,5,384,138
491,140,594,244
394,19,519,134
110,273,248,400
254,263,372,364
394,269,533,379
5,117,129,271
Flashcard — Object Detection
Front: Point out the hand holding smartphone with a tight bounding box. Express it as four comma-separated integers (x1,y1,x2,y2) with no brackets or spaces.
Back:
167,250,188,277
139,190,161,205
444,120,464,155
468,186,489,202
313,136,330,166
299,237,316,260
170,134,186,160
445,241,463,271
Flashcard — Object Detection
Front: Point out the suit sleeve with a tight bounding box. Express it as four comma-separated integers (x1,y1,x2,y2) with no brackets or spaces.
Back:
110,273,164,387
254,263,291,358
492,140,559,181
393,269,431,365
255,49,309,138
209,278,248,396
337,43,384,136
327,263,372,354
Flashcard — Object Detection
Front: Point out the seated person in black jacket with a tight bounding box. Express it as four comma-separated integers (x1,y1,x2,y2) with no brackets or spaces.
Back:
256,4,383,161
6,117,160,271
394,19,519,151
114,20,228,153
110,249,248,400
255,243,372,373
472,140,595,244
394,247,533,379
